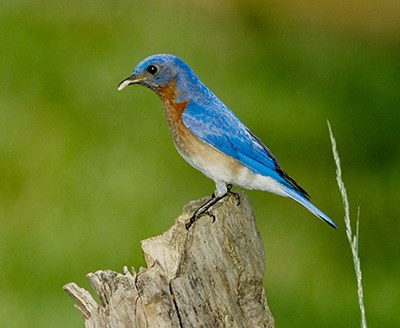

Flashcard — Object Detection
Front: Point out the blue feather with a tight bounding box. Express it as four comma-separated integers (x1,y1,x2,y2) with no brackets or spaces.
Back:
182,101,299,192
120,53,335,228
281,185,337,228
182,99,338,228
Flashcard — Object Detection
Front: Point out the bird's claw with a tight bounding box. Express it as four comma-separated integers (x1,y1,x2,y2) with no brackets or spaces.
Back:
185,209,216,230
227,184,240,206
185,215,196,230
204,210,216,223
185,186,237,230
231,191,241,206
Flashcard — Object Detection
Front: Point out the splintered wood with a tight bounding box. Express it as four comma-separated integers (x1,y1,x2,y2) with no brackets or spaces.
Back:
64,192,275,328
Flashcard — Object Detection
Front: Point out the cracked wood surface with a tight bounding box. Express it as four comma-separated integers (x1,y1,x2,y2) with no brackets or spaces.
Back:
63,191,275,328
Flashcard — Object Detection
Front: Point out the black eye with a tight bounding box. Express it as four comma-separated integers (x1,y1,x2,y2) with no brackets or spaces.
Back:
146,65,158,75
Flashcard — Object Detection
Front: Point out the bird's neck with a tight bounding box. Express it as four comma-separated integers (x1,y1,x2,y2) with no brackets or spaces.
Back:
155,81,188,126
154,80,179,104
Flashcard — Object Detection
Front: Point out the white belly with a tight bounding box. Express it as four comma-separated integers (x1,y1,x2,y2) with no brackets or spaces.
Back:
175,140,287,198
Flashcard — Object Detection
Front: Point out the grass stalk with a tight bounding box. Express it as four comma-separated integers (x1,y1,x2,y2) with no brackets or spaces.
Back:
328,121,367,328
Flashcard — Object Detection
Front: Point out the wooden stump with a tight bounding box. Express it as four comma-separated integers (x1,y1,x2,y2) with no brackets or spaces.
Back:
64,191,275,328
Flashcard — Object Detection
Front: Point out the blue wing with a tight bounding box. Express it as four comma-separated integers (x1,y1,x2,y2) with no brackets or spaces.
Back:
182,100,336,229
181,101,309,198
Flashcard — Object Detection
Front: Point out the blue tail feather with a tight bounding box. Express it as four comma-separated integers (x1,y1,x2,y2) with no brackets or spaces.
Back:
282,185,337,229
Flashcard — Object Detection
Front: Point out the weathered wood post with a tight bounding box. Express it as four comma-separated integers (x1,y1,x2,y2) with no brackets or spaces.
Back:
64,191,275,327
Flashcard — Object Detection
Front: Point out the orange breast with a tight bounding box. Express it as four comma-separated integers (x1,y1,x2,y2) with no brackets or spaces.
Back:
155,81,243,179
155,81,196,158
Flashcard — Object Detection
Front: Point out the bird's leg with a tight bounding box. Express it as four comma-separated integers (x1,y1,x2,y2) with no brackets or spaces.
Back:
185,192,228,230
227,184,241,206
185,184,241,230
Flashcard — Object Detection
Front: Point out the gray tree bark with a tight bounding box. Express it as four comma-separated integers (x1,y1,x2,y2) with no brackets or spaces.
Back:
64,191,275,328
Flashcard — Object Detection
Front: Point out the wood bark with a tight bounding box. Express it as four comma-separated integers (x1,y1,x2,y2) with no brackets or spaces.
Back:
64,191,275,327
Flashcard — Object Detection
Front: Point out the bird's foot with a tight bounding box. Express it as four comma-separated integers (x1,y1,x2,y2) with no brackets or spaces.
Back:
185,201,218,230
185,186,241,230
185,214,196,230
227,184,241,206
205,210,216,223
185,209,216,230
185,203,215,230
185,193,226,230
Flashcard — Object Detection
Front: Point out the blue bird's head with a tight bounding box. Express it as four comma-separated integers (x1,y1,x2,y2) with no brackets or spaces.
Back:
118,54,198,93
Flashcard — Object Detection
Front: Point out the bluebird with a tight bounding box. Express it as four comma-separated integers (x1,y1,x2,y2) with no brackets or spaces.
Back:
118,54,336,229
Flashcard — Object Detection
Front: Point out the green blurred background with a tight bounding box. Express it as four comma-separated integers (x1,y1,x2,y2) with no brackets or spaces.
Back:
1,0,399,326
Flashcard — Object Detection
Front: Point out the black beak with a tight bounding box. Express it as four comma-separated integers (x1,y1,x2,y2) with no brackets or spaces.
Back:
117,75,147,91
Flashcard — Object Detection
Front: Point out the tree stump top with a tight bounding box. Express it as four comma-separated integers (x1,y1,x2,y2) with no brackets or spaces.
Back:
64,191,275,328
